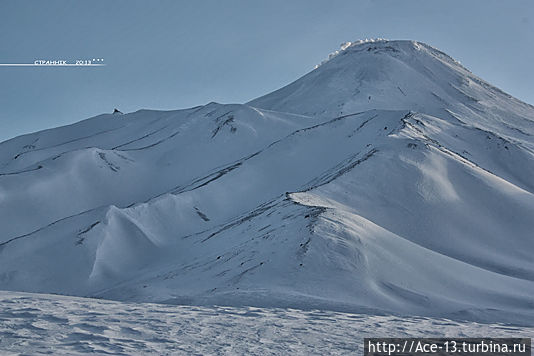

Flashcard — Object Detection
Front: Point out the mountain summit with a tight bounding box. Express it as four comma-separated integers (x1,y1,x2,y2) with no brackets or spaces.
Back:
250,39,534,148
1,40,533,324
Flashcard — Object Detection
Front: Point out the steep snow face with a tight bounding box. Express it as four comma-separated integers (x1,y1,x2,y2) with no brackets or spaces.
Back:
1,40,534,325
249,40,534,150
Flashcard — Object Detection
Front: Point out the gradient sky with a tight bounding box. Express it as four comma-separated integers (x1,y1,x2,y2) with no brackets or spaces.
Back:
0,0,533,142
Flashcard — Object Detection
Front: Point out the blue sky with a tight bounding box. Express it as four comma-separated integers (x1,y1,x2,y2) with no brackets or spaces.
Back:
0,0,533,142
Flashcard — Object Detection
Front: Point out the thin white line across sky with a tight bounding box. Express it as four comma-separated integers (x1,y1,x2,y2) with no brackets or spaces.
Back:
0,64,106,66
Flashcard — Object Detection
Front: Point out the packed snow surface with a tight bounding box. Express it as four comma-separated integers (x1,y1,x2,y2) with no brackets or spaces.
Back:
1,291,532,355
1,40,534,326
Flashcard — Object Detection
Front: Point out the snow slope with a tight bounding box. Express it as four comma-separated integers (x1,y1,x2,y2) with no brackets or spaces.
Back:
1,40,533,325
249,40,534,151
1,291,532,356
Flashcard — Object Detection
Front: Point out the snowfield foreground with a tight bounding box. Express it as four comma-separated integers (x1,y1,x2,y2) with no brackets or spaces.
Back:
0,291,532,355
1,39,534,329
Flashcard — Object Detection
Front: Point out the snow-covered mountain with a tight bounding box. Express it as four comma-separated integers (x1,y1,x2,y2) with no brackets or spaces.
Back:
1,39,533,324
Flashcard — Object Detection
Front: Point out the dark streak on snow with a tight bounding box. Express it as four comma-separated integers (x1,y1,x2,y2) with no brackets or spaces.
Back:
299,237,311,254
98,152,120,172
112,125,171,150
211,113,235,138
0,165,43,177
172,162,244,196
22,138,39,150
503,123,532,138
301,149,378,191
0,208,102,249
200,200,278,243
430,92,447,105
118,130,181,151
230,263,263,284
194,207,210,222
449,83,479,103
381,282,431,306
348,114,379,137
76,221,100,245
257,225,271,232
